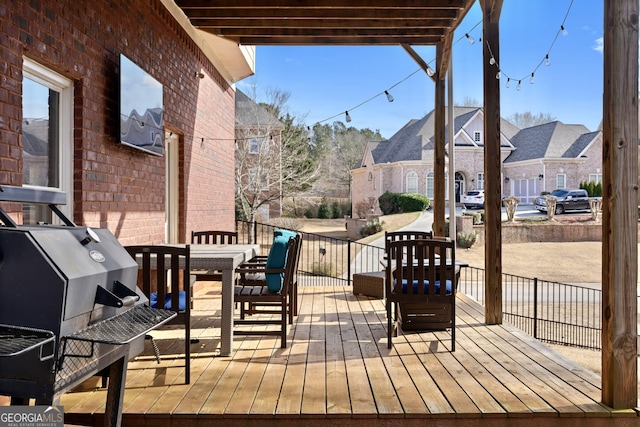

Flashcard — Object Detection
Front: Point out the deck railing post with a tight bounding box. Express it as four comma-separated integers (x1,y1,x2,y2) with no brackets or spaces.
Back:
347,239,352,286
253,220,258,245
533,277,538,340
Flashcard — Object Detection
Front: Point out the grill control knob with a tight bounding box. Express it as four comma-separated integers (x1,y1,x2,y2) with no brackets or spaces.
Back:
81,227,102,245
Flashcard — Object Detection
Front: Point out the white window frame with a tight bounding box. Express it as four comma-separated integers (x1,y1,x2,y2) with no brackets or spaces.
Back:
406,171,418,193
556,173,566,189
426,171,434,199
476,172,485,190
474,131,481,143
588,173,602,184
22,57,73,218
249,137,259,154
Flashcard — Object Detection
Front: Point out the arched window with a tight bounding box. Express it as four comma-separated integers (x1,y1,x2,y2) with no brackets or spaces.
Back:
406,171,418,193
426,172,434,199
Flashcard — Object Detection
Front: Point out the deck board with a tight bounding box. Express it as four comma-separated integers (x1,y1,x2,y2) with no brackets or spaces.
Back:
324,287,352,416
456,296,596,416
301,287,328,416
47,285,636,427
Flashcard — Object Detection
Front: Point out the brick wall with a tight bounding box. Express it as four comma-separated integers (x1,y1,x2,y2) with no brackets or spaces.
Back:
0,0,236,244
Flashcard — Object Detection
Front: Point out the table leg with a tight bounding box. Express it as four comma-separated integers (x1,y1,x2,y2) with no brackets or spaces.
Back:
220,268,234,356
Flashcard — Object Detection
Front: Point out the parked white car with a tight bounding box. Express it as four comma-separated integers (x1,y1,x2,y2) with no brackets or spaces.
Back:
462,190,484,209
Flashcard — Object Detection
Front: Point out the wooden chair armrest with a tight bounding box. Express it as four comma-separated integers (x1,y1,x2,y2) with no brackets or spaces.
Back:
237,256,268,268
236,265,285,275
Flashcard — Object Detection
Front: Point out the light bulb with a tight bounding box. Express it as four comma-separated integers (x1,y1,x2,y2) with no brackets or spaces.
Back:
489,57,496,66
561,25,568,36
506,78,510,89
345,111,352,123
516,80,521,91
545,54,551,66
465,33,475,45
426,65,435,77
385,90,394,102
495,71,501,80
530,73,535,84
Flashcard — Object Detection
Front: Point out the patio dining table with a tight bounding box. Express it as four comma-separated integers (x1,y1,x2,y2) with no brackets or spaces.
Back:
133,243,260,356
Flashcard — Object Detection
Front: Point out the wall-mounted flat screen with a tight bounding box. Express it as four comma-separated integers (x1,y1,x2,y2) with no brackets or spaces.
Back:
119,54,163,156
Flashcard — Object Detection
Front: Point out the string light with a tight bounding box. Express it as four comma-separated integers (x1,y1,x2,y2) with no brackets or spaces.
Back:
426,65,436,77
465,33,475,45
486,0,574,91
311,1,574,127
313,19,481,126
385,90,394,102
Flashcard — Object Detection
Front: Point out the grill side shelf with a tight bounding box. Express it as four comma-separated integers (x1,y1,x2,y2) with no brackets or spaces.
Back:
0,324,55,360
58,306,176,366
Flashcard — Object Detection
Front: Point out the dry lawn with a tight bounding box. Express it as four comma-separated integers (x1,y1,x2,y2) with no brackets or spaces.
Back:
457,241,602,284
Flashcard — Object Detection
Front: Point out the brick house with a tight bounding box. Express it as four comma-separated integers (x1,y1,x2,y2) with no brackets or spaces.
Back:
235,89,284,221
351,107,517,215
351,107,603,212
503,121,602,204
1,0,254,244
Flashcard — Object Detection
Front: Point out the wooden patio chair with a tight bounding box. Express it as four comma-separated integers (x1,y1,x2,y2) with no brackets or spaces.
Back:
234,233,301,348
190,230,238,282
385,237,456,351
125,245,192,383
381,230,434,268
237,229,301,324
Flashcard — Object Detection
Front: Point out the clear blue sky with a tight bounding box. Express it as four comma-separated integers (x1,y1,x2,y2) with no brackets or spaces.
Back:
241,0,604,139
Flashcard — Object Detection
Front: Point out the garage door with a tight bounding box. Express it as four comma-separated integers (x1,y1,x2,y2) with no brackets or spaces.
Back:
512,179,539,204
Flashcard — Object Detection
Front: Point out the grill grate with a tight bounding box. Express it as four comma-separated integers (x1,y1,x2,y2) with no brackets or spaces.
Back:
54,306,176,391
0,324,55,358
65,305,176,346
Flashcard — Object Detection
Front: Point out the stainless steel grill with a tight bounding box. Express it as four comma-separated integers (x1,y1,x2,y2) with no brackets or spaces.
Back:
0,185,174,426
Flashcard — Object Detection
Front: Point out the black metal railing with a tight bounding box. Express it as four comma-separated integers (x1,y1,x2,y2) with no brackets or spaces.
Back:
236,220,386,286
236,220,609,350
458,266,602,350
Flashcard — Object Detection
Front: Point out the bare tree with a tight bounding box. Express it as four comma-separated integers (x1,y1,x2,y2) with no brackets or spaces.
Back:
312,122,381,198
507,111,556,128
235,86,318,224
455,96,482,107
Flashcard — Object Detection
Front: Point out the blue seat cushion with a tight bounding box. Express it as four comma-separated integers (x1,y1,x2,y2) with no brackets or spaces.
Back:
265,229,296,292
395,279,453,294
150,291,187,311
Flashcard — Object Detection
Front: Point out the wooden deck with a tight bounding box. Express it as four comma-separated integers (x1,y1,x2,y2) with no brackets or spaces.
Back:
56,284,638,427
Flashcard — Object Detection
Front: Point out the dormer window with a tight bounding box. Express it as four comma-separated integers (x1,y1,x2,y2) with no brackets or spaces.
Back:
474,131,481,143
